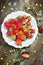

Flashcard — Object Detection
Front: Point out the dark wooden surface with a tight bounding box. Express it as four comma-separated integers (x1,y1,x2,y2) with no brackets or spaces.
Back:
0,0,43,65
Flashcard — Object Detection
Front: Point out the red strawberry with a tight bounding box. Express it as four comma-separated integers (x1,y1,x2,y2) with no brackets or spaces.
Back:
29,29,35,33
26,16,28,19
9,19,16,24
38,27,43,33
22,15,28,19
12,24,17,30
17,34,24,40
24,30,28,35
18,18,23,23
18,29,24,34
7,31,13,36
17,23,23,28
4,22,10,29
23,28,28,35
16,38,22,45
27,21,30,25
13,29,18,34
28,34,32,38
7,31,11,36
22,53,30,59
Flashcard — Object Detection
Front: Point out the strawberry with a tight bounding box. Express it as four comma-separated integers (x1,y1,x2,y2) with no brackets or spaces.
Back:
18,29,24,34
28,34,32,39
22,15,28,19
24,33,28,38
17,22,23,28
26,16,28,19
38,27,43,33
24,30,28,35
27,21,30,25
22,53,30,59
9,19,16,24
9,35,16,40
18,18,23,23
17,34,26,41
29,29,35,33
11,24,17,30
7,31,13,36
16,39,22,45
23,28,28,35
13,29,18,35
4,22,10,29
17,34,24,40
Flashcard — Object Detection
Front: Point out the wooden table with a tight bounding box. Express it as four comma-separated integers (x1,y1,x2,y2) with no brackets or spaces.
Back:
0,0,43,65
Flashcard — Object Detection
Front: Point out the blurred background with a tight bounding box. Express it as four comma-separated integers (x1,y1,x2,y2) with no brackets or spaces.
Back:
0,0,43,10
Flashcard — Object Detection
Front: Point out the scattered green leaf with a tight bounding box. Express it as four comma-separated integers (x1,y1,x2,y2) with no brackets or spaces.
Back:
13,61,20,65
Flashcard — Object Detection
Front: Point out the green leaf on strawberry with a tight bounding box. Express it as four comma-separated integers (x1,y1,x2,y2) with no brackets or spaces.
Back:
18,15,22,18
24,20,26,22
9,27,13,32
9,35,16,40
27,25,32,30
23,27,28,30
23,37,27,41
23,35,27,41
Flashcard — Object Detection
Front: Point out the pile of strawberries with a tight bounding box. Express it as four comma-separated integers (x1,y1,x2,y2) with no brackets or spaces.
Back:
4,15,35,45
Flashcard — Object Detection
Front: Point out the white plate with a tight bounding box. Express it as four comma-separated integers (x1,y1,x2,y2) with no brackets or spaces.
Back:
1,11,38,48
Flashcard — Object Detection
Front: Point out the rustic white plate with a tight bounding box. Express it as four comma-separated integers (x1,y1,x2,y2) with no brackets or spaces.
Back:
1,11,38,48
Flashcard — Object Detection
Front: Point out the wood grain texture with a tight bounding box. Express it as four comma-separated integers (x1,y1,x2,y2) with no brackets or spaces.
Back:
0,0,43,65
